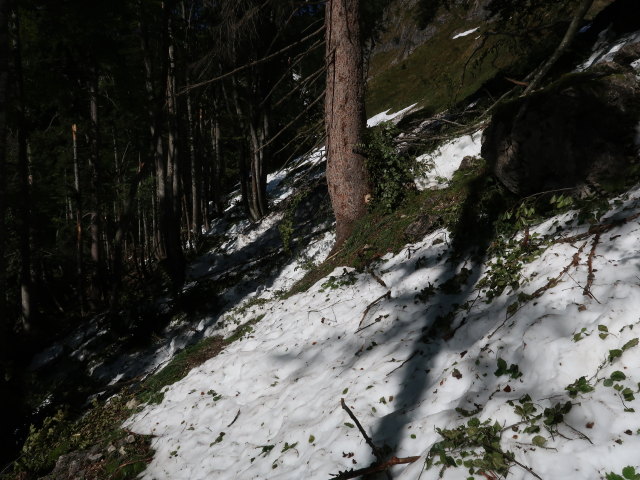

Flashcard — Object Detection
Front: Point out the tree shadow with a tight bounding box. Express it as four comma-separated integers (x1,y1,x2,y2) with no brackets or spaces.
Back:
362,167,511,476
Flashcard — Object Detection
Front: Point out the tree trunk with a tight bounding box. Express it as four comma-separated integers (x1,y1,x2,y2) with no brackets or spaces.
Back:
211,97,224,217
72,124,85,315
11,7,35,330
324,0,370,248
87,73,106,305
524,0,595,95
0,0,10,352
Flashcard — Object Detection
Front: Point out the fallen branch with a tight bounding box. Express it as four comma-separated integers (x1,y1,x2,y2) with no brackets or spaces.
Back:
583,233,601,302
329,455,422,480
340,398,384,461
356,291,391,330
227,409,241,427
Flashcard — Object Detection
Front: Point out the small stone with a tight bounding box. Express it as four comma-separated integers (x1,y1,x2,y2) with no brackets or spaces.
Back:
107,444,117,454
126,399,139,410
88,453,103,462
125,434,136,444
119,446,127,455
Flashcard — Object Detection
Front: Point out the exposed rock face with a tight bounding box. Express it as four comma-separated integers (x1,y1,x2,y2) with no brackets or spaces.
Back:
482,61,640,196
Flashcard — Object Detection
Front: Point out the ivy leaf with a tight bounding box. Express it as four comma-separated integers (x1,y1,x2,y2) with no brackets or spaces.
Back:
611,371,627,381
532,435,547,447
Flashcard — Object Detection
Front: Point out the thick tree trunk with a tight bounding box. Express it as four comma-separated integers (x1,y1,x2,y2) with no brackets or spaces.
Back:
139,1,184,290
163,20,186,288
324,0,370,248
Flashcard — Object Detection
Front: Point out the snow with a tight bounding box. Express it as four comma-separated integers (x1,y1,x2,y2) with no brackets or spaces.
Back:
452,27,479,39
126,134,640,479
415,129,483,190
578,29,640,70
119,27,640,480
367,103,417,127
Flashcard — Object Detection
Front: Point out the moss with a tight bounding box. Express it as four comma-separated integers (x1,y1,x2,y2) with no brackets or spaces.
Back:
137,335,225,405
288,156,502,296
365,1,573,116
224,315,265,345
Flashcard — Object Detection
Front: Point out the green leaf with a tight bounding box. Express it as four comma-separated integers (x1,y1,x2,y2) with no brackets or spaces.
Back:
344,423,355,428
308,435,315,443
611,371,627,381
599,325,609,332
622,466,638,479
609,349,623,362
623,338,639,351
532,435,547,447
604,378,614,387
342,388,349,394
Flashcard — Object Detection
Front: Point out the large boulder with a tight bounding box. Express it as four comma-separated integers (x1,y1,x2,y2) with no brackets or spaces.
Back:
482,61,640,196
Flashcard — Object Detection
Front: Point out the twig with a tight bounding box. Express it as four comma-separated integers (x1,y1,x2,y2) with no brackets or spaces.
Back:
564,423,593,444
487,243,587,339
386,350,420,377
583,233,600,302
180,24,325,93
109,457,153,479
227,409,241,427
368,269,388,288
356,291,391,330
340,398,384,461
329,455,422,480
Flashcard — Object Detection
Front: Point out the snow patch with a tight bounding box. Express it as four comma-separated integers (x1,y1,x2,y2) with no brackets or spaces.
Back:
415,129,483,189
367,103,417,127
452,27,479,39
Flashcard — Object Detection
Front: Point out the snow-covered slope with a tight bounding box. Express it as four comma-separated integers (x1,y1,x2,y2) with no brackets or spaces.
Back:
127,125,640,479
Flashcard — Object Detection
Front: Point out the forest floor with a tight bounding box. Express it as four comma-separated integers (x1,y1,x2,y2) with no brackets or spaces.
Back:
5,11,640,480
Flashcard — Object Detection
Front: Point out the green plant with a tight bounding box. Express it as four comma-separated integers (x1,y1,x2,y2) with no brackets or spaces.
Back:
494,358,523,379
319,269,358,291
565,376,595,398
360,122,418,212
426,417,514,478
606,466,640,480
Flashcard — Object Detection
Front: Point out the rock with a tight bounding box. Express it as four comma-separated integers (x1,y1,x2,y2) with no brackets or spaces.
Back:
125,398,139,410
125,434,136,444
613,42,640,68
404,214,439,241
482,67,640,196
107,444,117,454
457,156,481,171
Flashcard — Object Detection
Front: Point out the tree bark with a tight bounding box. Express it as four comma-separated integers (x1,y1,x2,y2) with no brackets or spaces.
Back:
87,72,106,305
0,0,10,357
324,0,371,248
11,7,35,330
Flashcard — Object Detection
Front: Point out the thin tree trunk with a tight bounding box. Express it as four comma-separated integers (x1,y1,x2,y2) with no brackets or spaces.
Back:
524,0,595,94
88,72,105,304
72,124,85,315
0,0,8,344
211,97,224,216
11,7,35,330
324,0,371,248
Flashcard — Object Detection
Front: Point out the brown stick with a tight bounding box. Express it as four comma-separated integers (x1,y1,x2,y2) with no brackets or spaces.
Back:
330,455,421,480
583,233,600,302
356,291,391,330
340,398,384,461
